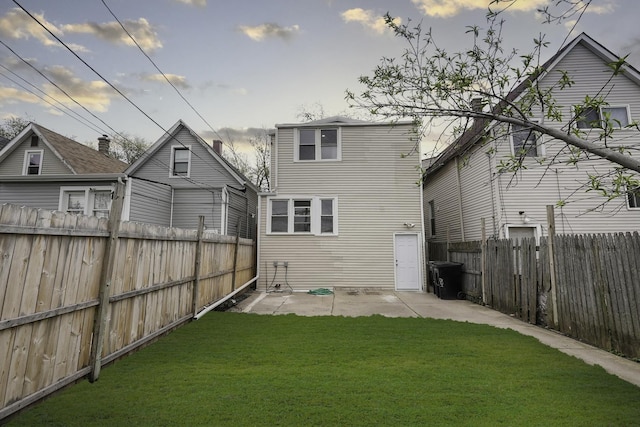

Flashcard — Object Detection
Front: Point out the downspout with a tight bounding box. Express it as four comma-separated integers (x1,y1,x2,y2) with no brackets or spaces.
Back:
487,151,498,237
455,157,465,241
170,187,175,227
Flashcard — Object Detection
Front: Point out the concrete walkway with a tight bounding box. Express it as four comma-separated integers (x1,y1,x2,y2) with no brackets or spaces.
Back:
230,288,640,388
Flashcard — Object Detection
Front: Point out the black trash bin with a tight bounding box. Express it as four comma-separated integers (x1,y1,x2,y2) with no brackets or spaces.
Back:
428,261,463,300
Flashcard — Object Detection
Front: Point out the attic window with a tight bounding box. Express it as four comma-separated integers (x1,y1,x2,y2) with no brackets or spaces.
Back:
511,123,542,158
170,146,191,177
628,187,640,209
23,150,43,175
30,135,39,147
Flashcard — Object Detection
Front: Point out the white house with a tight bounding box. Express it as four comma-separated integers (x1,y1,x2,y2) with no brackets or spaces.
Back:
423,33,640,245
258,117,425,291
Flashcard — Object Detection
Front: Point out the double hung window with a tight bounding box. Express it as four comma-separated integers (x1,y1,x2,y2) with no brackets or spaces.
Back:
295,128,340,161
576,106,631,129
268,197,337,235
60,187,113,218
511,123,542,157
171,146,191,177
23,150,43,175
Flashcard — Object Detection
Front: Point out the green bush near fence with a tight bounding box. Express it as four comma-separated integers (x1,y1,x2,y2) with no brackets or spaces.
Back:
7,313,640,426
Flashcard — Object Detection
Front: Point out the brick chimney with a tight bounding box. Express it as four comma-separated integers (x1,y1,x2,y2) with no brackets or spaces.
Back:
471,97,484,113
98,134,110,155
212,139,223,156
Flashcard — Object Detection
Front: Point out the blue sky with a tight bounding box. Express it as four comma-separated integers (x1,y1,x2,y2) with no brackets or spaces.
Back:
0,0,638,156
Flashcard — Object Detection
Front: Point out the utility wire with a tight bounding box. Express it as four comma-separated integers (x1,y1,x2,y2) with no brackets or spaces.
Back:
100,0,226,144
0,63,104,135
9,0,227,194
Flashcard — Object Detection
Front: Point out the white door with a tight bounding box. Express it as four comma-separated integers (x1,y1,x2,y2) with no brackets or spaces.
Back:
394,233,421,291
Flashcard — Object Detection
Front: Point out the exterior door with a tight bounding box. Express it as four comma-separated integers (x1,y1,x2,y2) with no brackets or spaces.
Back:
394,233,421,291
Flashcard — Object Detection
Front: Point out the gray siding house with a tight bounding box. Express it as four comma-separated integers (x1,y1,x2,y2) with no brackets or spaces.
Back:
0,123,127,217
258,117,425,291
125,120,258,239
423,33,640,245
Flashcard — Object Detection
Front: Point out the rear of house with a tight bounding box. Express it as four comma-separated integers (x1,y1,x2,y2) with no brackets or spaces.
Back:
258,118,425,291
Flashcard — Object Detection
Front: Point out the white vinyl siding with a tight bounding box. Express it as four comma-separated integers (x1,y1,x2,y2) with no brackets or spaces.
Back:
423,41,640,242
260,123,424,290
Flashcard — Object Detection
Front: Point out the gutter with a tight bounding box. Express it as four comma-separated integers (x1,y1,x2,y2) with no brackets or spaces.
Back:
0,173,127,182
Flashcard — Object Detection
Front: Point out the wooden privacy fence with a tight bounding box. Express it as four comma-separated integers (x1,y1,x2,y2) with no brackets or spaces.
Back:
428,232,640,360
0,198,256,420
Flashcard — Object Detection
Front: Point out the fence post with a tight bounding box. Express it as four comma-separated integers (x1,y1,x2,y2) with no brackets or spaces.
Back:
546,205,559,328
481,218,487,304
89,180,125,383
192,216,205,316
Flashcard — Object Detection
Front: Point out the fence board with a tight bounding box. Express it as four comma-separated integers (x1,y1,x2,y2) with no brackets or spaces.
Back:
0,203,256,420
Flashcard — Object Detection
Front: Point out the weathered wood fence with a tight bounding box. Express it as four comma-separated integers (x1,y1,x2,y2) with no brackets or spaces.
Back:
0,199,256,420
428,232,640,360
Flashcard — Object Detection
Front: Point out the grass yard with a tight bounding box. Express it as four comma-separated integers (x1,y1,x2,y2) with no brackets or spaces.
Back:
6,312,640,426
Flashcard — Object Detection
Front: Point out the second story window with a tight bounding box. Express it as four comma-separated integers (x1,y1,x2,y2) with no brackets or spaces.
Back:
23,150,43,175
576,105,631,129
295,128,341,162
171,146,191,177
511,123,543,158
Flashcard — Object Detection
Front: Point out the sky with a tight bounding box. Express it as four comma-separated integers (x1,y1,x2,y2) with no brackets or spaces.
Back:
0,0,638,158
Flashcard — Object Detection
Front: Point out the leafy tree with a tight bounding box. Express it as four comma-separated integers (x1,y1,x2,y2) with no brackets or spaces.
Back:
346,0,640,204
107,132,150,164
0,116,30,140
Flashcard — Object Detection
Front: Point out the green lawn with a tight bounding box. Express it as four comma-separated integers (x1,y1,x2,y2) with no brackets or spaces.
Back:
7,313,640,426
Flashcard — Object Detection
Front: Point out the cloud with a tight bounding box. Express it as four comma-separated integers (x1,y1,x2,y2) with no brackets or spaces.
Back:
0,8,63,47
141,73,191,89
42,65,113,112
341,8,400,34
0,86,42,105
174,0,207,6
62,18,162,52
238,23,300,41
411,0,548,18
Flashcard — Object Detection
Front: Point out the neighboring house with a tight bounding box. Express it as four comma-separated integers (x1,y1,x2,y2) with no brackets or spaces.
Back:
423,33,640,245
0,122,127,217
258,116,425,291
125,120,258,239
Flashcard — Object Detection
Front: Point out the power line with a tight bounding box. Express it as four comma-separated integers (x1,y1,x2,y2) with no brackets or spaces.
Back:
100,0,226,144
9,0,227,194
0,63,104,135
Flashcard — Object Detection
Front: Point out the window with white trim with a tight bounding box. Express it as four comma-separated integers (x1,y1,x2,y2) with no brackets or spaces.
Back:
23,150,43,175
295,128,340,161
627,187,640,209
428,200,436,237
511,122,543,157
171,146,191,177
60,187,113,218
576,105,631,129
268,197,337,235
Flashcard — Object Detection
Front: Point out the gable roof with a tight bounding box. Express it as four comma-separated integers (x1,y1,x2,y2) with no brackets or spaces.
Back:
422,33,640,180
0,122,127,174
125,120,257,191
